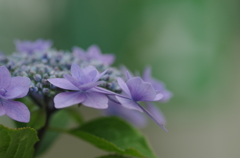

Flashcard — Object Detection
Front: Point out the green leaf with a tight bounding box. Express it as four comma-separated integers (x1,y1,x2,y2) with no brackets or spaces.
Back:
65,107,84,125
96,154,131,158
0,124,39,158
35,110,70,156
27,108,46,130
69,117,156,158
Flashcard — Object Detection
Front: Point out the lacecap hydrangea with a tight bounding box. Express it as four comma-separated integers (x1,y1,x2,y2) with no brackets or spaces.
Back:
0,39,172,131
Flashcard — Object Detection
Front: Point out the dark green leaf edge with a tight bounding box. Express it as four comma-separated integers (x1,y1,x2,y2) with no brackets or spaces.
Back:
0,124,39,158
70,130,145,158
68,117,156,158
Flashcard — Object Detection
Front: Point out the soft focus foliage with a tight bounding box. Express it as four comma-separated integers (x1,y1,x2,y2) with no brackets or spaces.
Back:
1,0,240,158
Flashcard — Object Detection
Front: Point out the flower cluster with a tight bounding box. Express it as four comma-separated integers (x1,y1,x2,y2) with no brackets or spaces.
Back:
0,39,172,131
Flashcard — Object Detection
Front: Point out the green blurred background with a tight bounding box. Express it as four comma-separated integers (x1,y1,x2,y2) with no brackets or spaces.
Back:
1,0,240,157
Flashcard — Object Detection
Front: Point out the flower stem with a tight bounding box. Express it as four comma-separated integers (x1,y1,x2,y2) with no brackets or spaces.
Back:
33,96,56,156
47,126,68,133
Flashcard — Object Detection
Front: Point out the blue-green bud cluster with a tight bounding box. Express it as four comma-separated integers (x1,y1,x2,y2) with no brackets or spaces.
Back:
0,49,123,97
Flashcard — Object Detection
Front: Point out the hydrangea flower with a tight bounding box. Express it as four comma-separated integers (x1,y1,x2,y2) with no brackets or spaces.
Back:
115,76,168,132
0,39,172,131
142,66,173,125
48,63,109,109
143,66,172,102
15,39,52,54
0,66,31,123
104,66,171,127
73,45,115,65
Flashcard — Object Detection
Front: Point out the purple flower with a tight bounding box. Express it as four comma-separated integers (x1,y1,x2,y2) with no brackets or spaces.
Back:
120,65,134,79
48,63,109,109
115,76,168,132
15,39,53,54
143,66,172,102
119,66,169,125
100,66,169,128
144,102,166,125
73,45,115,65
141,66,173,125
0,66,31,123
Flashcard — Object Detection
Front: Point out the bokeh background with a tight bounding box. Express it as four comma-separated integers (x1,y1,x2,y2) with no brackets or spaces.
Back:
1,0,240,158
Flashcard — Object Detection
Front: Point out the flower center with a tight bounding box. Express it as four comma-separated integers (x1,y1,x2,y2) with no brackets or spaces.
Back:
0,88,7,96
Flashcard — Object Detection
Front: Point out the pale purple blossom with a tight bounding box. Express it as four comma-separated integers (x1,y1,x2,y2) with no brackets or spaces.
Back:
141,66,172,125
115,76,168,132
100,66,169,128
116,66,170,126
48,63,109,109
73,45,115,65
143,66,172,102
0,66,31,123
15,39,52,54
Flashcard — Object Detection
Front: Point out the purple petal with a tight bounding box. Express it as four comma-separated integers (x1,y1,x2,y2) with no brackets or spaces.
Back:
136,102,168,132
117,77,131,97
35,39,52,49
97,69,108,81
15,39,52,54
103,100,147,128
142,66,152,81
159,90,173,102
4,77,30,99
143,66,166,91
48,78,78,90
120,65,134,79
71,63,84,80
87,45,101,56
0,103,6,116
100,54,115,65
0,66,11,89
142,66,172,102
87,45,115,65
127,77,156,101
64,74,81,87
92,87,117,95
73,46,86,58
150,79,166,91
82,65,98,75
153,92,163,101
82,91,108,109
78,81,104,91
54,92,86,109
125,71,132,80
3,100,30,123
70,64,94,84
115,96,143,112
145,102,166,125
83,66,99,82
